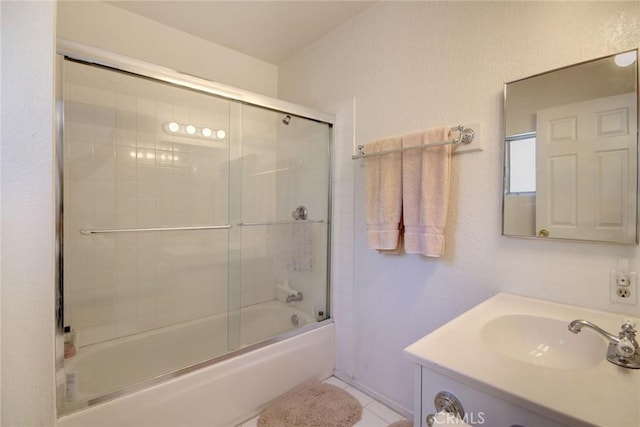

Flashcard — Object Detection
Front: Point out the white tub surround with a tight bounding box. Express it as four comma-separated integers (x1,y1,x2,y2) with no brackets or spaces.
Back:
404,293,640,427
57,322,334,427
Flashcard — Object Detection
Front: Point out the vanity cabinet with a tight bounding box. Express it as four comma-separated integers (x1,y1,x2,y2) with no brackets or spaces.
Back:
414,366,569,427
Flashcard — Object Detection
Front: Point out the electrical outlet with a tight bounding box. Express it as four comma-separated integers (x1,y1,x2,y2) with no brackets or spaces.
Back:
617,288,631,298
611,270,637,305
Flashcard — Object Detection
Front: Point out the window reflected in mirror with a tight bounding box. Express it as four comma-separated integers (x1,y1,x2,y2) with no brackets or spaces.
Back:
507,134,536,194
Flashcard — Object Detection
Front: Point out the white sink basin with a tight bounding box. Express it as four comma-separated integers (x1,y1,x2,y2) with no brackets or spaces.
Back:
479,314,606,369
404,293,640,427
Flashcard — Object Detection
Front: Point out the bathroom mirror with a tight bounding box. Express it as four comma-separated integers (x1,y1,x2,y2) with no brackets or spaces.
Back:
502,49,639,244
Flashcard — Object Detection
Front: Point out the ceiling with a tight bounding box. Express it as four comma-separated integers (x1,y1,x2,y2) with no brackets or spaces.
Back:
106,1,375,64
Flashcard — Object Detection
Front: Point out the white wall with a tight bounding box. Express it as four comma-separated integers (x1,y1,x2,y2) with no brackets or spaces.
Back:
57,1,278,98
278,1,640,414
1,1,57,426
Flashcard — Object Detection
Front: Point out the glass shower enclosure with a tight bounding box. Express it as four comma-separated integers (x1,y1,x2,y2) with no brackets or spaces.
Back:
58,56,331,411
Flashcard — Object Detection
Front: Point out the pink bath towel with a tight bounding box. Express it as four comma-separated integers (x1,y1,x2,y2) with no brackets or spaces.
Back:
401,127,451,257
364,137,403,251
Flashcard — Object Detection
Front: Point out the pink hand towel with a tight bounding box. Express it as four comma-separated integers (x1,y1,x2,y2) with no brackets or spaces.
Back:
364,137,403,251
401,127,451,257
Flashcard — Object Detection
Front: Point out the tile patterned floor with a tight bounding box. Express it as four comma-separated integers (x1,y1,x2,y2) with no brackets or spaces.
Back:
239,376,411,427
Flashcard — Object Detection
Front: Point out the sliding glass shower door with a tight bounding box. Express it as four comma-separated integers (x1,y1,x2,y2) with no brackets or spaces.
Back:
231,105,331,348
63,59,232,346
60,58,331,410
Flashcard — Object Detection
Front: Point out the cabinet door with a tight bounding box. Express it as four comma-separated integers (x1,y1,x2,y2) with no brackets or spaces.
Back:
420,368,572,427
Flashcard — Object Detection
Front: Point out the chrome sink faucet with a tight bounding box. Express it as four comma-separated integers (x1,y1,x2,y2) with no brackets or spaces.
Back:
568,319,640,369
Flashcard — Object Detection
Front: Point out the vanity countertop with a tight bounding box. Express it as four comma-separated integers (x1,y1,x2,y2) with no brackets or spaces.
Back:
404,293,640,427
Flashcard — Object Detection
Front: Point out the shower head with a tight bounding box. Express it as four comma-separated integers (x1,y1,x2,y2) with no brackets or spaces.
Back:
282,115,291,125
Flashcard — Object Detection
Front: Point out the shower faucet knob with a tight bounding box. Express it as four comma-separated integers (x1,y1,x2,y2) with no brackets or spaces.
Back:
292,205,308,220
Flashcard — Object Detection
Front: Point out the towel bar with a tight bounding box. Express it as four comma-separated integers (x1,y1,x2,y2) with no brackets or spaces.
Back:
351,125,475,159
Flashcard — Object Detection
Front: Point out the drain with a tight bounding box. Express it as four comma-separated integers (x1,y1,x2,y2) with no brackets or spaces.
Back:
290,314,300,326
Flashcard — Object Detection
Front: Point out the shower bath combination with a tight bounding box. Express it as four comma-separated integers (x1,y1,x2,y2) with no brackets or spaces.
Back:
56,43,333,421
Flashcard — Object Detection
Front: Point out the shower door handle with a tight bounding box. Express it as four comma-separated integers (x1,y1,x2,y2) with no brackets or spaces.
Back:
79,225,232,235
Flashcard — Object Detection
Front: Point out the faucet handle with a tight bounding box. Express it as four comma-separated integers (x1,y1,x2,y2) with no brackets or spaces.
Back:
616,337,636,358
622,319,637,333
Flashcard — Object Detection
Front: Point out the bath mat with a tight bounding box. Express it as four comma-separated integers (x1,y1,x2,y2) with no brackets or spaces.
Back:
388,420,413,427
257,381,362,427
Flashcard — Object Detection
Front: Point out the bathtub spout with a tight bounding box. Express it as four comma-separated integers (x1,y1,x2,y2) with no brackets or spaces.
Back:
286,292,303,303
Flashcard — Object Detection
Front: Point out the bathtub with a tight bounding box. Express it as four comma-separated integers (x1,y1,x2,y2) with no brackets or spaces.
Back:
58,300,334,427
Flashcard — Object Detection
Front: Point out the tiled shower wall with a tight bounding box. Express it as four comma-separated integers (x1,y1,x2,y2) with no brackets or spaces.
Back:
62,61,331,348
63,61,234,346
